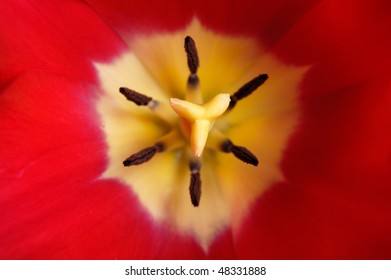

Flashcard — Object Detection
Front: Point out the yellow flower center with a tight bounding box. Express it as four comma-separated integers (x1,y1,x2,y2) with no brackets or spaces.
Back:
95,19,309,249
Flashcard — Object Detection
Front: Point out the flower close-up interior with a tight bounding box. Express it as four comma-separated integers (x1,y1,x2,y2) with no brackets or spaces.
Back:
0,0,390,259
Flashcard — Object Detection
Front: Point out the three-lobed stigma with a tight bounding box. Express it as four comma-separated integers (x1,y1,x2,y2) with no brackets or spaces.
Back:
119,36,268,207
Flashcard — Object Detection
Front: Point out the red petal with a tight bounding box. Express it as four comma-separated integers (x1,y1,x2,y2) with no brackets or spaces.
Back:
2,0,391,259
0,70,206,259
0,71,103,180
84,0,193,34
272,0,391,66
235,80,391,259
199,0,391,259
0,0,126,87
85,0,319,42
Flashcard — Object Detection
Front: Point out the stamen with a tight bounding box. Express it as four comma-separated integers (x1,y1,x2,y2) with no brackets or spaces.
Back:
187,74,200,89
184,36,199,75
119,87,176,124
119,87,152,106
118,36,265,208
123,142,164,166
228,74,268,109
189,159,201,207
221,139,259,166
184,36,202,103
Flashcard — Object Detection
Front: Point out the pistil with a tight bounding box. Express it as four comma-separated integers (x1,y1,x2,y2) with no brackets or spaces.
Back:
170,93,230,157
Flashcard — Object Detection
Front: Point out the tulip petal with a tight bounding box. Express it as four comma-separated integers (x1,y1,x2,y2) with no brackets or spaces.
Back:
0,0,126,86
1,0,390,259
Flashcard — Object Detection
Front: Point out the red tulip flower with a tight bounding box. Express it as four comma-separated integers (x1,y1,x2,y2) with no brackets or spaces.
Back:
1,0,390,259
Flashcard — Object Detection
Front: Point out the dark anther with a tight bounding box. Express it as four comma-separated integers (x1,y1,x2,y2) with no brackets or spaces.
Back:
221,139,259,166
228,74,268,109
184,36,199,74
189,160,201,207
123,142,165,166
119,87,152,106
